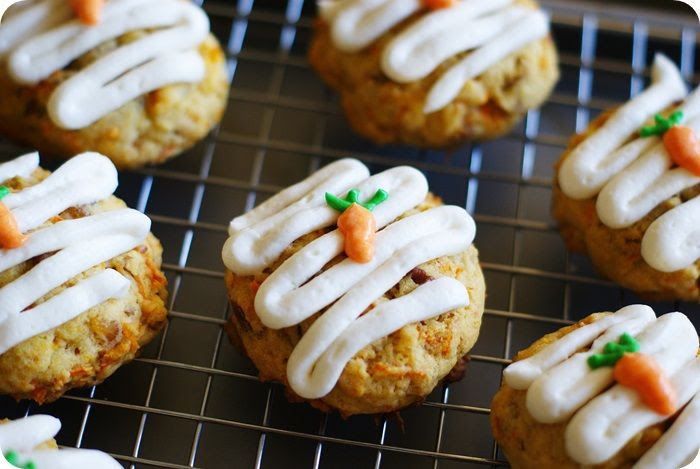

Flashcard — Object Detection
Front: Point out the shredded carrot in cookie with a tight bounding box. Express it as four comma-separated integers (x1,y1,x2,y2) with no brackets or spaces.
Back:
422,0,458,9
613,353,677,416
337,203,376,263
663,125,700,176
70,0,105,26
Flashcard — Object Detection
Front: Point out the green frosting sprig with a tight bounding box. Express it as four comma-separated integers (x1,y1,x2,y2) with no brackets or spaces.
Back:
640,110,684,137
325,188,389,213
4,451,36,469
587,332,640,370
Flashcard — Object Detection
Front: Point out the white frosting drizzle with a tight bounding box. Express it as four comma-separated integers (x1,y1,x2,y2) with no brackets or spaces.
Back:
502,304,700,466
557,54,700,272
422,8,549,113
0,415,121,468
0,152,39,184
380,0,512,82
319,0,421,53
641,195,700,272
524,308,657,423
0,270,130,356
503,304,655,391
320,0,550,113
634,393,700,469
558,54,688,200
0,152,151,356
1,0,209,129
222,158,476,399
0,0,72,56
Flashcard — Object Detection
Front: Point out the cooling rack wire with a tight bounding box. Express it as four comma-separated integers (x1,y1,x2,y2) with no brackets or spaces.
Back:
0,0,699,467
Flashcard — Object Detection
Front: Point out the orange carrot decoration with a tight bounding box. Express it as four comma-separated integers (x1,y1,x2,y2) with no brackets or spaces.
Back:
663,125,700,176
326,188,389,264
70,0,105,26
422,0,458,9
588,333,678,416
613,352,678,416
0,186,25,250
639,110,700,176
337,203,377,263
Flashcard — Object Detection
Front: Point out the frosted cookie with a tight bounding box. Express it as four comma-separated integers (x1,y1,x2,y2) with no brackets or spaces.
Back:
222,158,485,415
0,414,121,468
0,0,229,169
553,54,700,301
0,151,168,403
309,0,559,147
491,304,700,469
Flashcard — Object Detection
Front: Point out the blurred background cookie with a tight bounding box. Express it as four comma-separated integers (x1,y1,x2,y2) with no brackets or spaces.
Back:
222,158,485,416
0,152,168,403
0,0,229,169
309,0,559,147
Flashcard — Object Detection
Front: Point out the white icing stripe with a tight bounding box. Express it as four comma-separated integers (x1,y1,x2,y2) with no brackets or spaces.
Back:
381,0,513,83
642,195,700,272
256,204,473,329
288,277,469,399
502,305,700,466
503,304,654,390
0,269,129,355
23,449,122,469
424,8,549,113
0,209,150,318
223,158,476,399
322,0,550,113
556,54,700,272
323,0,421,53
634,393,700,469
680,84,700,122
3,152,118,233
48,48,206,130
527,312,696,426
3,0,209,130
566,354,700,465
595,118,700,229
9,0,201,84
224,162,428,276
0,0,71,56
558,54,687,200
0,415,121,468
0,152,150,357
229,159,369,234
524,309,655,423
0,415,60,451
0,152,39,184
0,210,139,276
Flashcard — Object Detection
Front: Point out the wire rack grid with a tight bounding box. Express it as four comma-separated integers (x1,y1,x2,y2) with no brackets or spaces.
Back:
0,0,700,468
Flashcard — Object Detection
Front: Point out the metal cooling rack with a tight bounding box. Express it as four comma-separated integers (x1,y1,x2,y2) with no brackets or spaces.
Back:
1,1,700,467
